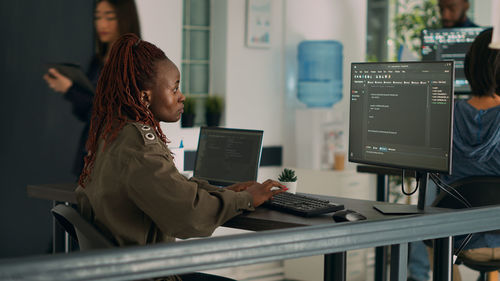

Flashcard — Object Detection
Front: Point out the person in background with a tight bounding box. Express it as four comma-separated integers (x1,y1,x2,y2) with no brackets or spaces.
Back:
443,28,500,183
75,33,287,281
441,29,500,270
43,0,141,178
408,2,480,279
439,0,478,28
409,28,500,281
398,0,478,61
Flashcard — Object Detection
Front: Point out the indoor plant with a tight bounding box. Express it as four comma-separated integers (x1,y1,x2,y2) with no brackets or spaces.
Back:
278,168,298,194
393,0,440,60
181,97,196,128
205,95,223,127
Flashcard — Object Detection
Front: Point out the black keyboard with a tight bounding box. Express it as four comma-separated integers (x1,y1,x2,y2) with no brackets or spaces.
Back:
263,192,344,217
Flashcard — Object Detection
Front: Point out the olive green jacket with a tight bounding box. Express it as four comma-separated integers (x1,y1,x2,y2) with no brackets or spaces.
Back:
76,122,255,248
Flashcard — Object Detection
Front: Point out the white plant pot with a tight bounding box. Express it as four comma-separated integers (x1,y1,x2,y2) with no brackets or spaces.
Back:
280,181,298,194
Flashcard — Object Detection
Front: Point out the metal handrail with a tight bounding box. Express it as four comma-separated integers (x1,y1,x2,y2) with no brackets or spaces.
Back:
1,205,500,281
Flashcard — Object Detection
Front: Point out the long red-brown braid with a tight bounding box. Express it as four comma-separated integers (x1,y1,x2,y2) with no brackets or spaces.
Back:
79,33,168,187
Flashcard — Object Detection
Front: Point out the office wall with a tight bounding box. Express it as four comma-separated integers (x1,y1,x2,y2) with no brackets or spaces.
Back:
223,0,285,147
142,0,285,151
0,1,94,258
473,0,493,26
136,0,183,67
282,0,367,167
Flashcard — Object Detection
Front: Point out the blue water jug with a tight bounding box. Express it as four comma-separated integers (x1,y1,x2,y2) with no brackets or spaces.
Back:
297,40,343,107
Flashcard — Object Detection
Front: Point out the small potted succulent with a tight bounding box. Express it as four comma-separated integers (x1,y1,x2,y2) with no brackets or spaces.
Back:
278,168,298,194
181,97,196,128
205,95,223,127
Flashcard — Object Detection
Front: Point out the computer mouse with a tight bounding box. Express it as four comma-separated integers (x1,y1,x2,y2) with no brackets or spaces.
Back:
332,209,367,222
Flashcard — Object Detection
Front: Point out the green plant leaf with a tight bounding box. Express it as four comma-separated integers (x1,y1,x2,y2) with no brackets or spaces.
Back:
183,97,196,114
392,0,440,58
205,96,224,114
278,168,297,182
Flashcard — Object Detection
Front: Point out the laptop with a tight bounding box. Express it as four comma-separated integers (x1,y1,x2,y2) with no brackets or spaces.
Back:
193,127,264,187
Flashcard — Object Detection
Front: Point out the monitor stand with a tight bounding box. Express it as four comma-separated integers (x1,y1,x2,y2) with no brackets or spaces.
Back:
373,171,429,215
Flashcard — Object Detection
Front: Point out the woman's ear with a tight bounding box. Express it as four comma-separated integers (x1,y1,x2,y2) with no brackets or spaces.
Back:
140,90,152,108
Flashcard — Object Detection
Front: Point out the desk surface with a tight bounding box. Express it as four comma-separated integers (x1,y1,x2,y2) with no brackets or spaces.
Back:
26,182,443,231
229,197,452,234
17,182,500,281
27,183,77,204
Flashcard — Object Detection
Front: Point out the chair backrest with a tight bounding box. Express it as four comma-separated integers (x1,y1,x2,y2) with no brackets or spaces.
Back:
432,176,500,235
51,204,116,250
458,255,500,273
431,176,500,274
433,176,500,207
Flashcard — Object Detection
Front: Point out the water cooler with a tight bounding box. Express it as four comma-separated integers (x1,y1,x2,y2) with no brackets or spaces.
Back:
295,40,345,170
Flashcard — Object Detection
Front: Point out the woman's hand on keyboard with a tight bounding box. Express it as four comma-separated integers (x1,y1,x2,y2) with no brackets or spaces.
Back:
246,180,287,207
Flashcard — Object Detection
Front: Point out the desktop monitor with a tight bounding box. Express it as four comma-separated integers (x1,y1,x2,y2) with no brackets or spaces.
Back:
421,27,488,94
193,127,264,187
349,61,455,213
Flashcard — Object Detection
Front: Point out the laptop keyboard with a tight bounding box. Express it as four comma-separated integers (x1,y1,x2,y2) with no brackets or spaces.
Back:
263,192,344,217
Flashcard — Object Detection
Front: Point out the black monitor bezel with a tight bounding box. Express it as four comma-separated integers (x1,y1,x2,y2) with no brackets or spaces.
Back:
193,126,264,187
348,61,455,174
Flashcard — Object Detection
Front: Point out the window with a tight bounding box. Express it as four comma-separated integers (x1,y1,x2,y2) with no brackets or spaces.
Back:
366,0,389,62
182,0,211,126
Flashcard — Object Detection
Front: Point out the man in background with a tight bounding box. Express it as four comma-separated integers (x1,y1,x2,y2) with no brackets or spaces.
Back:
439,0,478,28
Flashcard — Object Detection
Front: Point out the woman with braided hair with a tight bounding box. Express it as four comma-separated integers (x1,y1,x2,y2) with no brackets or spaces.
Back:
75,33,286,281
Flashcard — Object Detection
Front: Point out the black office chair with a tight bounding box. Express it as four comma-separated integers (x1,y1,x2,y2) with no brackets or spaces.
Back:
51,204,116,250
432,176,500,281
51,205,235,281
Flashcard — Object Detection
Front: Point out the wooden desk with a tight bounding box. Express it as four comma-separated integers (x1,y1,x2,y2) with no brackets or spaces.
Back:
27,183,454,281
226,195,421,231
27,183,77,204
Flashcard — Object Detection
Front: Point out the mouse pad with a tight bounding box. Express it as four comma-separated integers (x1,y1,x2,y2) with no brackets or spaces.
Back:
373,204,423,215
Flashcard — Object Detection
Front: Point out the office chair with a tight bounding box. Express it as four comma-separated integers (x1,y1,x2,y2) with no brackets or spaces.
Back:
432,176,500,281
52,205,236,281
51,204,116,250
